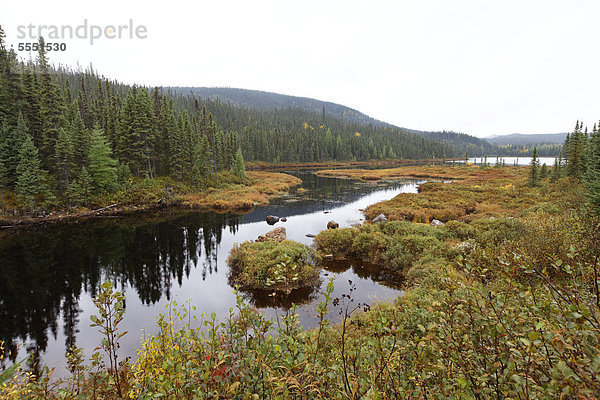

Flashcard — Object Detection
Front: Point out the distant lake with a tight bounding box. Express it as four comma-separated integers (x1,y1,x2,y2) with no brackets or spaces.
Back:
463,156,556,166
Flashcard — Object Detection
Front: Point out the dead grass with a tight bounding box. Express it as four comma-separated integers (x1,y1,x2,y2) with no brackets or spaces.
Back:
182,171,301,211
314,165,583,224
315,164,481,181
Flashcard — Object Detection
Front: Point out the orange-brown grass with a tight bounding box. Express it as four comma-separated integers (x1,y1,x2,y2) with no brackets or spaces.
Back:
353,166,583,223
182,171,301,211
246,158,465,171
315,164,481,181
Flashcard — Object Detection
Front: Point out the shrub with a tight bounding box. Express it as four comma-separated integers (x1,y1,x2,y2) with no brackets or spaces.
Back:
227,240,321,292
313,227,358,257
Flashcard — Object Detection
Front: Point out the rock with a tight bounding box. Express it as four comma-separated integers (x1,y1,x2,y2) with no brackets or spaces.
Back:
281,217,287,222
256,227,287,242
266,215,280,225
456,241,476,253
489,216,496,220
372,214,387,224
323,211,331,214
327,220,339,229
430,219,444,227
306,234,316,238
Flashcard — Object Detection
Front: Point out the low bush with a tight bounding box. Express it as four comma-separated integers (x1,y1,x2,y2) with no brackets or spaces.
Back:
312,227,358,257
227,240,321,292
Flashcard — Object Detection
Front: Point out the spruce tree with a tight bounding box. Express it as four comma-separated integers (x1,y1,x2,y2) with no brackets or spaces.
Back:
551,156,560,183
0,112,29,187
78,167,92,206
231,148,246,179
88,129,118,193
585,122,600,216
528,146,540,187
55,127,75,196
15,135,50,210
540,163,548,179
37,37,67,170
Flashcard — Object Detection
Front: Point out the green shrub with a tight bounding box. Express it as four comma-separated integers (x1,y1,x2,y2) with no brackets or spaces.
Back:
313,227,358,257
443,220,474,240
227,240,321,292
351,230,392,264
379,220,451,241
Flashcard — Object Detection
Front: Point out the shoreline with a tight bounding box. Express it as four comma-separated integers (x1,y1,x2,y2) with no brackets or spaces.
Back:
0,171,301,234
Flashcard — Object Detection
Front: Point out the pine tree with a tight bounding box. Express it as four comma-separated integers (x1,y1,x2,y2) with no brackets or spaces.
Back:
528,146,540,187
15,135,50,210
88,129,118,193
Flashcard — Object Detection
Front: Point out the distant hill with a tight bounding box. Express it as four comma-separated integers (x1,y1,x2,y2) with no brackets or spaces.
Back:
406,129,498,157
486,133,567,146
169,86,561,158
170,87,390,127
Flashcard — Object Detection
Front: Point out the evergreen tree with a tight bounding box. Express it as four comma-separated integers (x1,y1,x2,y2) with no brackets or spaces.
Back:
78,167,93,206
585,122,600,215
55,127,75,196
37,37,67,169
540,163,548,179
566,121,587,179
551,156,560,183
528,146,540,187
15,135,50,210
88,129,118,193
0,112,29,187
231,148,246,179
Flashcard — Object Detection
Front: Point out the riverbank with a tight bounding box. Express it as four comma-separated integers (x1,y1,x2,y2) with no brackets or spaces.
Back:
245,158,466,171
0,171,301,232
314,164,483,181
2,164,598,398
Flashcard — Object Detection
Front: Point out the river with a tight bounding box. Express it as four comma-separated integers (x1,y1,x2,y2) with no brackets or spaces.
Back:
0,172,422,376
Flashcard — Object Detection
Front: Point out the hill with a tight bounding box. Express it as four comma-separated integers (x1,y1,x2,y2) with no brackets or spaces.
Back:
486,132,567,145
171,87,562,158
170,87,389,127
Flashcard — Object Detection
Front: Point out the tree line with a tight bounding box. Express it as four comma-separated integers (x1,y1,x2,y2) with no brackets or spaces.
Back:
526,120,600,215
0,30,242,210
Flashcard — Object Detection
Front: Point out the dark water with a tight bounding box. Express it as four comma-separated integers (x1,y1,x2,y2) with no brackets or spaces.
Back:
0,172,421,376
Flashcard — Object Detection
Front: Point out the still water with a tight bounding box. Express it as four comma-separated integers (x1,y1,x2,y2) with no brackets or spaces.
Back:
0,172,421,376
466,156,556,166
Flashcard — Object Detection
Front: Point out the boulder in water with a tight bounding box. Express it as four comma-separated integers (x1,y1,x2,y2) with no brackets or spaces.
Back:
256,227,287,242
266,215,280,225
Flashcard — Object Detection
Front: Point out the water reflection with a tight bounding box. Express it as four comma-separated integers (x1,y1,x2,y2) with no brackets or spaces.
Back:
0,212,238,366
0,172,417,373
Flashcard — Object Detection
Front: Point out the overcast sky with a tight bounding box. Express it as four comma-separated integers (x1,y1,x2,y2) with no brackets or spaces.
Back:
2,0,599,137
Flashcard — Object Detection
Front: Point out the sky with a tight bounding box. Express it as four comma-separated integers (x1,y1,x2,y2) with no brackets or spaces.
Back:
1,0,599,137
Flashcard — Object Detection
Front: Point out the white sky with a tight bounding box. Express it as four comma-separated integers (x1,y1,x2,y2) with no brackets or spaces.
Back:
1,0,599,137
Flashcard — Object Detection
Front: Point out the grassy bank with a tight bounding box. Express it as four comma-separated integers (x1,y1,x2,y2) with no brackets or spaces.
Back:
0,171,301,229
2,165,599,399
246,158,467,171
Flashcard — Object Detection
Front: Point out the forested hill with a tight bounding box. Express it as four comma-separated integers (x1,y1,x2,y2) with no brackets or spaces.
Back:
486,132,568,145
406,129,497,158
170,87,389,127
173,87,562,158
